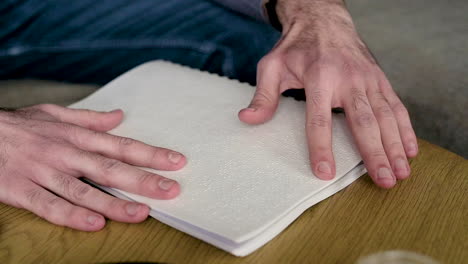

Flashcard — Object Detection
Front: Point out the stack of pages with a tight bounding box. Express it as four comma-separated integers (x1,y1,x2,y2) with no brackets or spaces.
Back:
71,61,365,256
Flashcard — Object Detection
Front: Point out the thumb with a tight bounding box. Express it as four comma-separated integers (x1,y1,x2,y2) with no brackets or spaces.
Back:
238,59,281,125
35,104,124,131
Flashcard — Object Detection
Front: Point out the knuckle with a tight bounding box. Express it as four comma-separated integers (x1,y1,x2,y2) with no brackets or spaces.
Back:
114,136,137,162
391,102,409,116
24,187,42,206
43,144,75,171
372,89,387,101
136,172,156,192
388,141,404,153
71,183,92,201
51,173,73,195
62,124,87,146
102,158,120,171
375,104,394,119
354,112,375,128
117,136,135,147
61,122,78,135
99,158,122,174
350,88,369,111
253,90,274,105
365,149,387,160
46,196,61,207
389,141,402,148
308,89,327,107
307,113,330,128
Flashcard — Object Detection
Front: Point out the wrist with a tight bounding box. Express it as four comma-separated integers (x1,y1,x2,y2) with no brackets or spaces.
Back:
274,0,362,50
276,0,355,35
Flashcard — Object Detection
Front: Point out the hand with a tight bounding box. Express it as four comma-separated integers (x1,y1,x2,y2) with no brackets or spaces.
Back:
239,0,418,188
0,104,186,231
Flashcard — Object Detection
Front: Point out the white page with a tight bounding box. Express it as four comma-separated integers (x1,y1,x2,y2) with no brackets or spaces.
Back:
71,61,364,256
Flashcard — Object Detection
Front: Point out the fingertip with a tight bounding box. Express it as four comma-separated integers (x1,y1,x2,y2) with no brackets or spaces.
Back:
405,141,418,158
375,167,396,189
109,108,124,114
313,161,336,180
156,178,180,200
393,158,411,180
140,204,150,217
238,107,274,125
162,183,180,199
394,167,411,181
377,180,396,189
94,109,124,131
166,152,187,170
85,214,106,231
125,203,150,223
395,171,411,181
106,108,124,123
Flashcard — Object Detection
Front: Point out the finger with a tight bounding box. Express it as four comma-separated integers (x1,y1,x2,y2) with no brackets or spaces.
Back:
17,181,105,231
368,88,410,180
305,82,336,180
378,76,418,158
238,57,281,124
344,87,396,188
37,169,149,223
60,149,180,199
34,104,123,132
63,125,186,171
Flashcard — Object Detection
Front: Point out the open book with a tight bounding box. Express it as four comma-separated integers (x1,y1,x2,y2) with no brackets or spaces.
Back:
70,61,366,256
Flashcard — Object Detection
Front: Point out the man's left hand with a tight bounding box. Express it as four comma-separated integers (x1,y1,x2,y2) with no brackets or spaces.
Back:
239,0,418,188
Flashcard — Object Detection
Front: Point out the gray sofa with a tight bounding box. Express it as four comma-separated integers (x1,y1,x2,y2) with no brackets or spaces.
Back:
1,0,466,157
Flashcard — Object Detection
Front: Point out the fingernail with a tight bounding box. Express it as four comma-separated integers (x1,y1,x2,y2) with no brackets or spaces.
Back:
395,158,407,173
158,178,176,191
317,161,332,174
408,142,417,155
125,203,140,216
168,152,182,164
377,167,394,183
87,215,99,225
245,107,257,112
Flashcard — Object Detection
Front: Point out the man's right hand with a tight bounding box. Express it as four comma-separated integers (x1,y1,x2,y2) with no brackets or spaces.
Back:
0,104,186,231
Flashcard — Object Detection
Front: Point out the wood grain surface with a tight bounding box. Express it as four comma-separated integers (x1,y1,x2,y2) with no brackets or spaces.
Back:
0,139,467,264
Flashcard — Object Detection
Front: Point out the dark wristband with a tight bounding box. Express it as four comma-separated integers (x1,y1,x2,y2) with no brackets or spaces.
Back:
265,0,282,31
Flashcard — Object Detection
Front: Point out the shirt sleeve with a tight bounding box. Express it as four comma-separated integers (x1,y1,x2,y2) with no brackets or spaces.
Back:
210,0,268,22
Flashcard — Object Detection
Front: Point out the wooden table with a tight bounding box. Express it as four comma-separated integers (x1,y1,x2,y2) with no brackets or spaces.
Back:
0,139,466,264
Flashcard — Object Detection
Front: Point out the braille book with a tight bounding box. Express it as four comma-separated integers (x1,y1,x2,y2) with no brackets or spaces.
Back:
71,61,365,256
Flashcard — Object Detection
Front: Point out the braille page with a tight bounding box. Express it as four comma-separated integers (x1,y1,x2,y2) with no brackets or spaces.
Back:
70,61,365,256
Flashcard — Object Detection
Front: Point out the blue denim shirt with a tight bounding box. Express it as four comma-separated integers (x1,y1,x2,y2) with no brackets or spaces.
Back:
213,0,266,21
0,0,279,84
